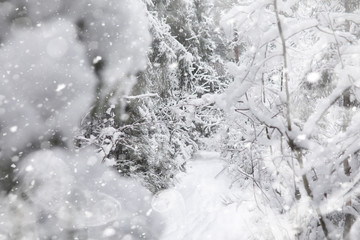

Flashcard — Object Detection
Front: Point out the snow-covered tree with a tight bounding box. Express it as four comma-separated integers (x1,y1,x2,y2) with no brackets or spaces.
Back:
0,1,163,239
219,0,360,238
79,0,229,192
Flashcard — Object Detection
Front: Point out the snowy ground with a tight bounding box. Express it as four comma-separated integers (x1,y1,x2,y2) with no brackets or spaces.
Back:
153,151,294,240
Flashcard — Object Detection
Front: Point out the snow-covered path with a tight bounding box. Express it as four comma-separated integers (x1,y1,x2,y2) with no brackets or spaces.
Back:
153,151,246,240
153,151,294,240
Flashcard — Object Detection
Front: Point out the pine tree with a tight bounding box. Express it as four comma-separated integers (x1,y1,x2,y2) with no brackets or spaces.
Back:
78,0,229,192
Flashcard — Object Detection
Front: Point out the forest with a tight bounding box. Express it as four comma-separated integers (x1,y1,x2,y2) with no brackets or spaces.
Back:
1,0,360,239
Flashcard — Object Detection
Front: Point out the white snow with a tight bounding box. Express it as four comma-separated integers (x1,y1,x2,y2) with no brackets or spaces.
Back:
102,227,116,237
16,148,163,237
0,19,96,157
46,37,69,58
67,0,151,97
9,126,17,133
56,84,66,92
156,151,295,240
306,72,321,83
1,0,359,239
0,1,155,238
